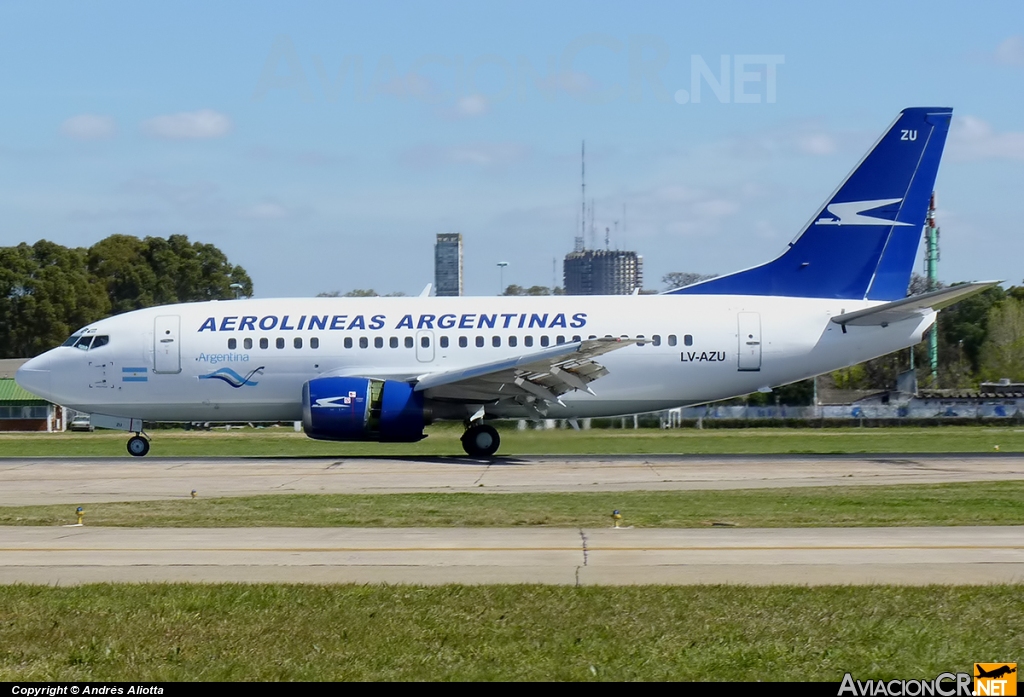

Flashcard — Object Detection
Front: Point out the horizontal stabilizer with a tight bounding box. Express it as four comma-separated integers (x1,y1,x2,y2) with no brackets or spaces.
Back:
831,282,999,327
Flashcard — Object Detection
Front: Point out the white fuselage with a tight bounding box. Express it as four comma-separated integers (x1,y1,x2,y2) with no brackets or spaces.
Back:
16,294,932,423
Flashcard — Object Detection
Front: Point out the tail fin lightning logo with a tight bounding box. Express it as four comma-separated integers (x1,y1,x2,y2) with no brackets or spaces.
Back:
199,366,265,388
815,198,912,227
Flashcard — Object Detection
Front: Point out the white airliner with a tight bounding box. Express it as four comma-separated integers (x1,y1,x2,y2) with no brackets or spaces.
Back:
16,107,995,457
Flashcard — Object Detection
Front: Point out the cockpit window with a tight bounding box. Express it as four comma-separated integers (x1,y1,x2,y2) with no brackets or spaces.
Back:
74,336,93,350
62,333,82,347
91,336,109,349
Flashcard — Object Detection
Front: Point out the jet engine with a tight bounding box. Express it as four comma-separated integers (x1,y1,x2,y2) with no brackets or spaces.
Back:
302,376,427,442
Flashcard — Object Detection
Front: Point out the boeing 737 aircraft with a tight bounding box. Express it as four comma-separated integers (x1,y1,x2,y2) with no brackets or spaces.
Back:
16,107,996,457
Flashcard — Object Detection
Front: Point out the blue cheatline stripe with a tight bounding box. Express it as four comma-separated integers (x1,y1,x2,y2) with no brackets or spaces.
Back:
122,367,148,373
122,377,148,382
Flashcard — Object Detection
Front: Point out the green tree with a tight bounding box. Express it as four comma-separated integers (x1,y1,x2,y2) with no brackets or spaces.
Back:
0,241,110,357
662,272,716,291
978,298,1024,382
1,234,252,358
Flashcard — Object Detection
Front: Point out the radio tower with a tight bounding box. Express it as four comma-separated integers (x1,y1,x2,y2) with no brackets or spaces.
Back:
575,141,586,252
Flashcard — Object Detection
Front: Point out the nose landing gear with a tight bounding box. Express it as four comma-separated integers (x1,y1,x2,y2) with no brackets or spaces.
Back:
127,433,150,457
461,423,500,458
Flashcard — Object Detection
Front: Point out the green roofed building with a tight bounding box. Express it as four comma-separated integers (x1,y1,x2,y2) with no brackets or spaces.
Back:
0,375,64,432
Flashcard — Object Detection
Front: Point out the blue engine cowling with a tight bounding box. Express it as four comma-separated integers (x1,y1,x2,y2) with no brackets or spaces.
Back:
302,376,426,442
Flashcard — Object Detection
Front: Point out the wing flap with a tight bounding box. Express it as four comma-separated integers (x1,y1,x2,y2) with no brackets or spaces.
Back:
416,337,632,404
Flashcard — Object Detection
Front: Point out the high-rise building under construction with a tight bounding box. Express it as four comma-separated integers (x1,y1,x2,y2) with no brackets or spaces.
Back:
563,249,643,295
434,233,463,296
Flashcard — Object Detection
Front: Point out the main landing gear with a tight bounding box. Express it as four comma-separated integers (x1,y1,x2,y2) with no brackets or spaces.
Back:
127,433,150,457
461,423,500,458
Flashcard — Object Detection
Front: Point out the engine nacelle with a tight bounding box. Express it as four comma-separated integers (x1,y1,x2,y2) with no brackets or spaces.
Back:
302,376,427,442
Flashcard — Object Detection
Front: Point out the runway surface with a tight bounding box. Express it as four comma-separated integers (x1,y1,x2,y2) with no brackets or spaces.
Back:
1,453,1023,505
2,454,1021,585
1,525,1021,585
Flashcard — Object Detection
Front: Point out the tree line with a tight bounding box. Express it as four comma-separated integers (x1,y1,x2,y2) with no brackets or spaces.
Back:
0,235,252,358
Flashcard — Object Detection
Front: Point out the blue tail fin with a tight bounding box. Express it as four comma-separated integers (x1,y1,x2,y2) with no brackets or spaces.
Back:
669,107,953,300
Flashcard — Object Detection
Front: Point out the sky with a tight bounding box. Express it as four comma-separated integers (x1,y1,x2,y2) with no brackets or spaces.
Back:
1,1,1022,297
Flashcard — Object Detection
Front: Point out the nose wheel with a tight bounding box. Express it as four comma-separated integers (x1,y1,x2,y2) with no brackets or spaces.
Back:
127,434,150,457
461,423,500,458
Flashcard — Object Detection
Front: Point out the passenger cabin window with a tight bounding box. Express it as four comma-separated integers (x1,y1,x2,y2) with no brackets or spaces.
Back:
344,338,353,349
276,338,285,349
508,336,518,347
540,336,550,347
390,337,399,349
310,338,319,349
556,335,565,344
259,338,269,349
405,337,414,349
459,336,468,348
684,334,693,346
228,338,236,350
374,337,384,349
492,336,501,347
668,335,677,346
572,335,581,342
294,337,303,349
637,335,646,346
244,338,253,350
359,337,368,349
421,336,430,348
440,336,449,348
524,336,534,347
652,335,662,346
475,336,484,348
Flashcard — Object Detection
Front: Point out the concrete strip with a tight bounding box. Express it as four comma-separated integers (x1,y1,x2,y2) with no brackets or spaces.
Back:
0,454,1022,505
0,525,1021,586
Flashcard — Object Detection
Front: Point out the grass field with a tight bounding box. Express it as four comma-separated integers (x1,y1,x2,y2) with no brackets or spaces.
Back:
1,584,1020,681
3,426,1021,682
3,423,1024,456
3,482,1023,528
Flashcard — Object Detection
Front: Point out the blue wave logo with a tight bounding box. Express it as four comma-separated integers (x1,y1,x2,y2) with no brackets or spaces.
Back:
199,366,265,388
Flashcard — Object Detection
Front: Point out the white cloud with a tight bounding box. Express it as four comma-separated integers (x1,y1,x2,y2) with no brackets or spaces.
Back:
60,114,116,140
948,115,1024,161
994,36,1024,66
794,132,837,156
399,142,529,168
450,94,489,119
536,70,598,97
717,119,851,159
142,109,232,140
240,202,289,220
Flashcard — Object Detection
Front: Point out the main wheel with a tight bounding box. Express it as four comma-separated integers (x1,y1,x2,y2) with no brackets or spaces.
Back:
127,435,150,457
461,424,500,457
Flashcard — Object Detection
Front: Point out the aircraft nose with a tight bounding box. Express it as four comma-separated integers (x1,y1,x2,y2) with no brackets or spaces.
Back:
16,354,54,400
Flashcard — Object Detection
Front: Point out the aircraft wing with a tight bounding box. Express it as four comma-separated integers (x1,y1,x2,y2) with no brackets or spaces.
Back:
413,338,633,404
831,282,1000,327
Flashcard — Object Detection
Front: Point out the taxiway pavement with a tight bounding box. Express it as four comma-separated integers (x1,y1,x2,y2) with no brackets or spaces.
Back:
1,453,1022,505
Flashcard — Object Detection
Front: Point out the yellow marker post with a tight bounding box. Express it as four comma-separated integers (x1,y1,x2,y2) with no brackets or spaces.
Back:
191,489,197,499
612,510,622,529
75,507,84,526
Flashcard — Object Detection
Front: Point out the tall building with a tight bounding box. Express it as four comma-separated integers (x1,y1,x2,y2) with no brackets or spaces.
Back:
434,233,464,297
563,249,643,295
